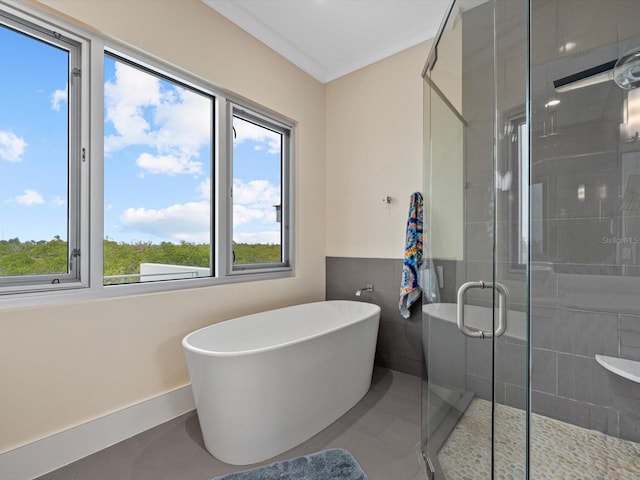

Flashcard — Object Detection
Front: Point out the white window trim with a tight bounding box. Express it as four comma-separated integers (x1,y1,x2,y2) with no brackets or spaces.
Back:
0,0,295,309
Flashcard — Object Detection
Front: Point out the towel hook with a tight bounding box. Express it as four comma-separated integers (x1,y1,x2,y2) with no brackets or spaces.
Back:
382,196,392,204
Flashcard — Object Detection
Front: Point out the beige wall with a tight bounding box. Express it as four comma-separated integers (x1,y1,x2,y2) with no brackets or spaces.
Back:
1,0,432,453
0,0,326,452
325,41,431,259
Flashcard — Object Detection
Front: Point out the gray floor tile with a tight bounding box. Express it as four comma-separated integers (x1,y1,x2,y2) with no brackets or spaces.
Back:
36,367,425,480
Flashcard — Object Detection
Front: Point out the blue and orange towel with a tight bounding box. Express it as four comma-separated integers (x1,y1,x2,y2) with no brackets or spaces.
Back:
399,192,439,319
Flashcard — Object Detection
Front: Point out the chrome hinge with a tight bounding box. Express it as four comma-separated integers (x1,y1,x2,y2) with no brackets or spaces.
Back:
70,248,80,270
82,147,86,162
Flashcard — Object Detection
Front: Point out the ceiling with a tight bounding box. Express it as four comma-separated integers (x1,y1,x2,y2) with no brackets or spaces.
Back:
202,0,451,83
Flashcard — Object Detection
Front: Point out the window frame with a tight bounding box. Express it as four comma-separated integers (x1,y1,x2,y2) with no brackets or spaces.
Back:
228,103,293,276
102,50,217,286
0,1,295,304
0,5,90,295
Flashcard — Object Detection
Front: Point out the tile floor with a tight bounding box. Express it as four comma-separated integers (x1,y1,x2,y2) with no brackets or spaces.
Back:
36,367,426,480
438,398,640,479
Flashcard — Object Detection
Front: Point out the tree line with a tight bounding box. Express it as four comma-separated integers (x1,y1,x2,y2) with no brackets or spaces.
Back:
0,237,281,278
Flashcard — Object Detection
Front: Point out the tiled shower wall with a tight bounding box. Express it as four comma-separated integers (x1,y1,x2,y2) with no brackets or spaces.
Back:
325,256,457,377
527,0,640,443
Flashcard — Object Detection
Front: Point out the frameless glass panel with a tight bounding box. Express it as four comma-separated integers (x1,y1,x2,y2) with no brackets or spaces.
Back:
423,0,529,478
492,0,528,475
530,0,640,477
0,19,75,283
231,110,286,268
103,54,213,285
423,1,496,478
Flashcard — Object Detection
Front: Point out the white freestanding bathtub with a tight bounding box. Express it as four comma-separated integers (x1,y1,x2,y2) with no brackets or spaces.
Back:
182,300,381,465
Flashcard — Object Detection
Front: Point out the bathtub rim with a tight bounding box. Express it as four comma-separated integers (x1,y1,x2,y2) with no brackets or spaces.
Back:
422,302,526,341
182,300,381,358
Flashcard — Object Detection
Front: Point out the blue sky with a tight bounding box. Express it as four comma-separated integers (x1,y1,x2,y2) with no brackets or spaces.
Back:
0,25,69,242
104,57,282,245
0,23,282,246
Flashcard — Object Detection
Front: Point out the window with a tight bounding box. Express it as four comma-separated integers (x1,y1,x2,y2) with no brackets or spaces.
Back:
0,11,85,291
231,107,291,272
0,5,293,300
103,53,214,285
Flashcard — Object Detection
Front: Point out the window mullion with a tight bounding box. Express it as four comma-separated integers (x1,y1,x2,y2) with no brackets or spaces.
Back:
216,98,231,278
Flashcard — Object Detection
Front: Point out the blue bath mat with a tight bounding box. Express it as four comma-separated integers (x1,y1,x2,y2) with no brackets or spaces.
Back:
211,448,368,480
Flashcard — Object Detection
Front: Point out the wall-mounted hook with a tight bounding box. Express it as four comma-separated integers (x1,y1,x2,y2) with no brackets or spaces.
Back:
382,196,392,204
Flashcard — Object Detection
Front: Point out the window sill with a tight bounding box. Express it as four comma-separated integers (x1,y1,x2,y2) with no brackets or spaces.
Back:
0,268,294,310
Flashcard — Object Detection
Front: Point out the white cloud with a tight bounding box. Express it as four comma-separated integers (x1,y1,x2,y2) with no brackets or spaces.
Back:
233,179,280,205
136,152,203,176
104,61,212,174
51,195,66,207
233,231,281,245
117,179,280,244
233,117,281,154
198,178,211,200
234,204,271,226
50,84,68,111
153,88,212,155
120,201,210,242
15,189,44,206
0,130,27,162
104,62,161,152
232,179,280,226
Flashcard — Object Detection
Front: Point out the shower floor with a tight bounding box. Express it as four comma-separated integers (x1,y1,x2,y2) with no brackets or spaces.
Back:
438,398,640,479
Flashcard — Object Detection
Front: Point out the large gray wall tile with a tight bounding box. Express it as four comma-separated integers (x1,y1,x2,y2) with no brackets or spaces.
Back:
326,257,423,377
505,384,527,410
555,170,620,219
465,337,492,379
531,390,581,425
426,316,466,390
556,217,619,265
495,341,527,387
557,354,609,405
466,373,493,402
531,348,557,394
620,315,640,361
619,411,640,443
431,259,459,304
531,307,618,356
326,256,396,291
608,374,640,413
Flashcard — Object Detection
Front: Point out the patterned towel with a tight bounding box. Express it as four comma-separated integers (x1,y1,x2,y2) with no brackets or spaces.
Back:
399,192,423,319
399,192,439,319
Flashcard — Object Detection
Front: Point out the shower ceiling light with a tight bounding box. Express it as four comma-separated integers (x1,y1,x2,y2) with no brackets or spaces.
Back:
545,99,560,107
559,41,576,53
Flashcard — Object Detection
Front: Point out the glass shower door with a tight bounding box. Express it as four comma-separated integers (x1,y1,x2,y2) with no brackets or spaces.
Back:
422,1,529,478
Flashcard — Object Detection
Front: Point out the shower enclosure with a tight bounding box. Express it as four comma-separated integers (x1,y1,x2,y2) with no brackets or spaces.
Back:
422,1,640,478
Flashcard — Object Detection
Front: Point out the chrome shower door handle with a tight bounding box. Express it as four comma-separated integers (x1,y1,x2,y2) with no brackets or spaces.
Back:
456,281,508,338
493,282,508,337
456,281,485,338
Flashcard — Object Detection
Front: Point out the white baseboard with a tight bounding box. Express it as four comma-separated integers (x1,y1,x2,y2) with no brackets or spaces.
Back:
0,385,195,480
